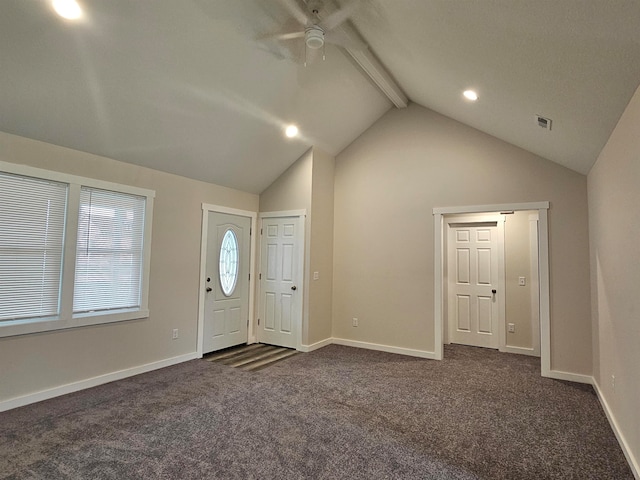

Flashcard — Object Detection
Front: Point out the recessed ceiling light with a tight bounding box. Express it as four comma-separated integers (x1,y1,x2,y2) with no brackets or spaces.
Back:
285,125,299,138
463,90,478,101
52,0,83,20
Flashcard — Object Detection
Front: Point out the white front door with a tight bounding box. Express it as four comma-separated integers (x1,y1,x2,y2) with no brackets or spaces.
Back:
203,212,251,353
257,215,303,349
447,220,502,349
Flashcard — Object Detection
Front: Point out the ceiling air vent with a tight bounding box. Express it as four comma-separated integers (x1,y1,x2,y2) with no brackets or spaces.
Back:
535,115,552,130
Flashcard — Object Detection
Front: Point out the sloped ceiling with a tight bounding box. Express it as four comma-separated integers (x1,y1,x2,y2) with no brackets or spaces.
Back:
351,0,640,175
0,0,391,193
1,0,639,193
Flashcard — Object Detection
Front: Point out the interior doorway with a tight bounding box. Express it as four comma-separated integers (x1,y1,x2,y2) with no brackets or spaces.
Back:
433,202,551,376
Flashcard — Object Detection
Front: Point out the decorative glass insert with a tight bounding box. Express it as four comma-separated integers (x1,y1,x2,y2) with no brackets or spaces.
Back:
219,229,239,296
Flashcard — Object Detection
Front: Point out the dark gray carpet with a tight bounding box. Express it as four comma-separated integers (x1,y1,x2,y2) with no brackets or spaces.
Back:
204,343,299,371
0,344,633,479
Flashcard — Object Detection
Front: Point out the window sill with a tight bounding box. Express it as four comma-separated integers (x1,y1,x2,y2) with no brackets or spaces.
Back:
0,309,150,338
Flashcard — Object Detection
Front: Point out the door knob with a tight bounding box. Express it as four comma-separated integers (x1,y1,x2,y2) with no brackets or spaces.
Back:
492,289,497,294
291,286,297,291
206,287,212,292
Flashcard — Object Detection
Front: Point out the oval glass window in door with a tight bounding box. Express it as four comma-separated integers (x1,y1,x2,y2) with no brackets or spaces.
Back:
219,229,239,296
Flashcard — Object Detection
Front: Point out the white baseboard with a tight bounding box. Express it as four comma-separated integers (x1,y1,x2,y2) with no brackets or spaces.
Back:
544,369,593,385
332,338,437,359
502,345,539,357
593,380,640,479
299,337,332,352
0,352,199,413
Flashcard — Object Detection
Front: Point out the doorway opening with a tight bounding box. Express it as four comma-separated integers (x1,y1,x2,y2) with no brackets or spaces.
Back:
433,202,551,377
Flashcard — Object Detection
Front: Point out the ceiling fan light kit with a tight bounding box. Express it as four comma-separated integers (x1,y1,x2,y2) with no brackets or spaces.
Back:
305,25,325,49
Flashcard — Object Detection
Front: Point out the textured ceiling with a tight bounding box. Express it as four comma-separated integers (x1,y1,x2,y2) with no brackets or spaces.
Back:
1,0,639,194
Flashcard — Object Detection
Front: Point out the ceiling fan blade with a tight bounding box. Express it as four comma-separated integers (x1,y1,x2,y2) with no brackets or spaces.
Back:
258,30,306,41
277,0,312,26
319,0,363,31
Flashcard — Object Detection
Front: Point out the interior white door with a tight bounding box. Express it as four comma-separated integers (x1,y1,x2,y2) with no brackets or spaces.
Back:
258,216,303,349
448,221,500,349
203,212,251,353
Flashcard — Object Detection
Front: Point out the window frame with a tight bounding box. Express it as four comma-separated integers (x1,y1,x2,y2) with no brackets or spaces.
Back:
0,160,154,338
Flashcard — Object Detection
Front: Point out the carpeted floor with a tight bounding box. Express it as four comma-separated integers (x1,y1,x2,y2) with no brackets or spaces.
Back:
0,344,633,479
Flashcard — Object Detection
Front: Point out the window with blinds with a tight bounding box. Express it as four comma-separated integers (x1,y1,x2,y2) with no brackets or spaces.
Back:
0,161,154,338
73,187,146,314
0,172,68,322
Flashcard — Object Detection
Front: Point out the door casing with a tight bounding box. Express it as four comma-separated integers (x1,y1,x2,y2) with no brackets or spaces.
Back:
197,204,257,357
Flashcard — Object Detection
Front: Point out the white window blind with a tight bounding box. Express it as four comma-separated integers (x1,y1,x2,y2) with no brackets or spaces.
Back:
0,172,68,322
73,187,146,314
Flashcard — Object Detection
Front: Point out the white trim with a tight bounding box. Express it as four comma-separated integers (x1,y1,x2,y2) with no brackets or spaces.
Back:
259,209,306,219
299,337,333,352
503,345,538,357
433,214,444,359
197,204,257,357
546,370,593,384
538,208,551,377
0,352,198,413
332,338,437,359
0,160,155,199
529,214,541,357
593,380,640,479
433,202,549,215
433,202,553,378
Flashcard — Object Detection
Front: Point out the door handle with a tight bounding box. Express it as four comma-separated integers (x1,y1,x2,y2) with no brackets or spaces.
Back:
492,289,497,294
291,286,297,291
206,287,212,292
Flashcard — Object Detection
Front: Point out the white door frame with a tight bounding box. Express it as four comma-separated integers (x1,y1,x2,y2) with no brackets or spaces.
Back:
445,214,506,350
197,204,257,357
257,209,306,351
433,202,551,377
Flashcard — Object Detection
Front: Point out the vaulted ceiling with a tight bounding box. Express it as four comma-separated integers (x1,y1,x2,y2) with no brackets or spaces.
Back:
1,1,639,194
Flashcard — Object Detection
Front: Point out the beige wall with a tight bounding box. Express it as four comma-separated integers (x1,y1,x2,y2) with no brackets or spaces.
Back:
0,131,258,403
504,211,535,350
588,85,640,470
258,147,335,347
309,148,335,345
333,103,591,374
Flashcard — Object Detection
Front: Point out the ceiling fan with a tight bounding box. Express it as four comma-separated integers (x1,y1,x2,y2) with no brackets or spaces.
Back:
260,0,365,63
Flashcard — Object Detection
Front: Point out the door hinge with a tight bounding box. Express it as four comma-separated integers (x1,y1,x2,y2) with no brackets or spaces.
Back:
250,228,252,235
248,273,250,281
259,273,262,280
260,228,263,235
247,319,249,327
258,318,260,325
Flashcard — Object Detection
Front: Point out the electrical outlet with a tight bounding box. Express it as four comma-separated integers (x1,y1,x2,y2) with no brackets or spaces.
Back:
172,328,179,340
313,271,319,280
508,323,515,333
352,317,358,327
518,276,526,286
611,375,616,392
